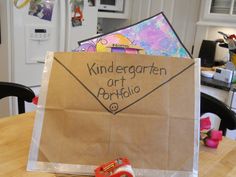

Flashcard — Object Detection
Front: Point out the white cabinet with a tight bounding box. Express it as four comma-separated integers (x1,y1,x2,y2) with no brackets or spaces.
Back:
97,0,132,34
198,0,236,27
98,0,132,19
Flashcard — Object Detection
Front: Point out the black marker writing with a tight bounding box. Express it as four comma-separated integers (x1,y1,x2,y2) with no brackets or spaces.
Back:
87,62,167,79
97,86,141,101
107,76,126,87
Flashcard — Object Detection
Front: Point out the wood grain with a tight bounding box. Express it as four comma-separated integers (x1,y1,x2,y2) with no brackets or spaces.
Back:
199,138,236,177
0,112,236,177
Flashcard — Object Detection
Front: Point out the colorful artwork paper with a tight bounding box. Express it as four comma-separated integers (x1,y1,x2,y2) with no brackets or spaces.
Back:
74,12,191,58
28,0,55,21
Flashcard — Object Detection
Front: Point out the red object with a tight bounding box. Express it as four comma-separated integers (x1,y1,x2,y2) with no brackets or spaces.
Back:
209,130,223,141
204,138,219,148
95,158,134,177
229,34,236,39
200,117,223,149
32,96,39,105
73,6,83,21
200,117,211,131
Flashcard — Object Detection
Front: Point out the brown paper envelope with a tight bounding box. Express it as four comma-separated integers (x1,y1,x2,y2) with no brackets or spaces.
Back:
37,52,198,172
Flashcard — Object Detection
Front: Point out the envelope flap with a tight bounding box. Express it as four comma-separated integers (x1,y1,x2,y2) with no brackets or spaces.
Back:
53,52,194,114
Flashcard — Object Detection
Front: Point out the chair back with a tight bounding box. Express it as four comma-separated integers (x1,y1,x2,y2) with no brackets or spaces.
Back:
0,82,35,114
201,92,236,135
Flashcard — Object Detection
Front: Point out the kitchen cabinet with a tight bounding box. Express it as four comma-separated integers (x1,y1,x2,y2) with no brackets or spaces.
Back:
193,0,236,60
97,0,132,34
98,0,132,19
198,0,236,27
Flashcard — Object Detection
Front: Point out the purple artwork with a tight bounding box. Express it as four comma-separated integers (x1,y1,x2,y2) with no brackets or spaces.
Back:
29,0,55,21
73,12,191,58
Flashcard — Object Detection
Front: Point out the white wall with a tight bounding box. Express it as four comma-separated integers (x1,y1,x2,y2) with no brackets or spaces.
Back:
193,25,236,61
0,1,11,117
130,0,201,54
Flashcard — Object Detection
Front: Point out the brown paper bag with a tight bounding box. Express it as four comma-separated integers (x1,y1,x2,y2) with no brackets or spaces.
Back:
28,52,200,177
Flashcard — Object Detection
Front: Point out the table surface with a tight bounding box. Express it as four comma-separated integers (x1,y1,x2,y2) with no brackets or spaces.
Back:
1,112,236,177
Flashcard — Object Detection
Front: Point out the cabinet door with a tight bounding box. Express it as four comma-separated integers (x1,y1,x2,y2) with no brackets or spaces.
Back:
233,0,236,14
210,0,232,14
201,0,236,23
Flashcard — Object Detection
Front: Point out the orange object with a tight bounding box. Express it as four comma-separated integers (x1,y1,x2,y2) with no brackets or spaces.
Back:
95,158,134,177
73,6,83,21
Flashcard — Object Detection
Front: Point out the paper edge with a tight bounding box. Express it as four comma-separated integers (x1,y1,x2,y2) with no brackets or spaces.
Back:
27,161,198,177
27,55,199,177
27,52,55,170
193,58,200,175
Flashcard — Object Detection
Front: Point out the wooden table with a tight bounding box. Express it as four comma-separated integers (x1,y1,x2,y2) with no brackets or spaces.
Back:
1,112,236,177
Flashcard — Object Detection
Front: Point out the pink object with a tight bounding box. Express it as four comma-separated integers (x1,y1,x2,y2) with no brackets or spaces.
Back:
125,48,138,54
200,117,222,149
209,130,223,141
200,117,211,131
204,138,219,148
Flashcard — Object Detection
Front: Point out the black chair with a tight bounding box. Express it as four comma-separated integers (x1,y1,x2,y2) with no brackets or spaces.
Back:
0,82,35,114
201,92,236,135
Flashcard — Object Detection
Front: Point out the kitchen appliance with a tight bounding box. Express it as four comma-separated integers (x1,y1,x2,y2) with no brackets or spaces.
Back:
98,0,124,12
213,67,233,83
2,1,98,114
199,40,216,67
